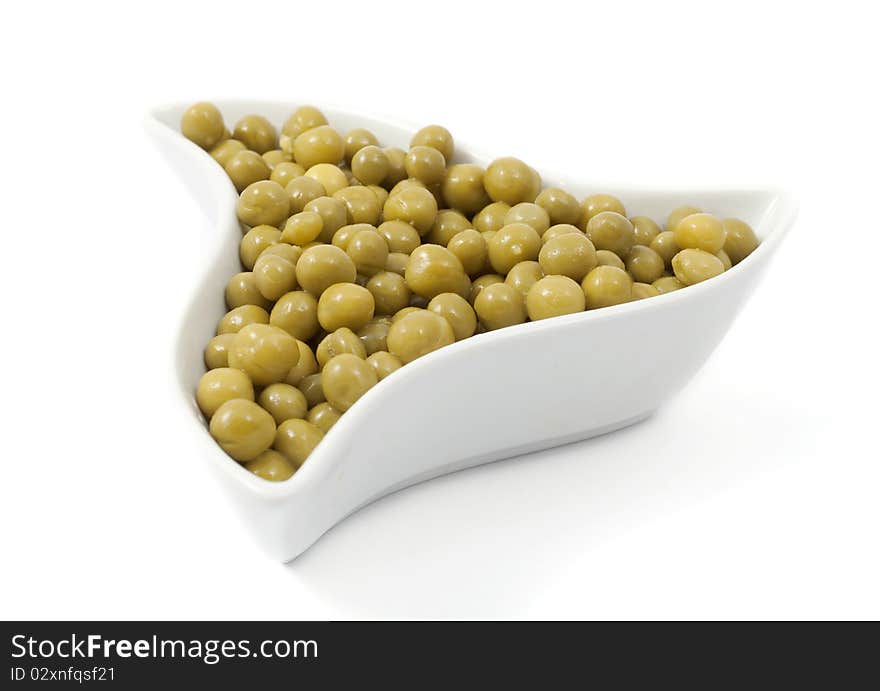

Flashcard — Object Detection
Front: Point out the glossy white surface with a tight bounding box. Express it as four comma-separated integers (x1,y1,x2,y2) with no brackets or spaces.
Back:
147,101,795,560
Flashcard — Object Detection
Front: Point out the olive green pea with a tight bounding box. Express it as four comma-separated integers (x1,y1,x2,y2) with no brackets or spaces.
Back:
538,233,597,281
197,367,255,418
469,273,505,305
292,125,345,169
240,224,280,270
410,124,454,160
673,213,727,254
295,244,357,297
270,291,320,342
343,128,379,163
258,383,309,424
274,418,324,468
585,211,635,258
474,282,526,330
233,114,277,154
427,209,471,247
405,145,447,185
505,260,544,297
228,323,300,386
581,266,633,309
317,282,375,332
286,176,327,214
282,106,328,140
253,251,298,301
722,218,759,265
305,196,353,243
582,194,626,227
263,150,294,170
322,353,378,411
284,340,319,386
357,318,391,355
484,157,541,205
666,205,702,232
625,245,666,284
652,275,685,294
526,275,586,320
210,399,276,462
488,223,541,274
473,201,511,233
649,231,680,267
217,305,270,335
204,334,237,370
307,402,343,434
383,186,438,236
269,161,306,188
595,250,625,269
334,185,382,225
671,248,725,285
384,252,410,276
631,282,660,300
541,223,583,245
447,229,488,277
366,271,411,315
366,351,403,380
504,203,551,235
347,229,389,276
386,310,455,363
225,272,271,310
442,164,490,215
630,216,662,246
405,244,471,300
281,211,324,245
315,327,367,369
427,293,477,340
225,150,271,193
535,187,581,226
210,139,246,168
305,163,349,196
246,449,297,481
297,373,326,408
377,220,421,254
382,147,408,188
181,102,225,150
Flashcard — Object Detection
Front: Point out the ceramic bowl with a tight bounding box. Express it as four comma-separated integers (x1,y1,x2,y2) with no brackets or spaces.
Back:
146,100,796,560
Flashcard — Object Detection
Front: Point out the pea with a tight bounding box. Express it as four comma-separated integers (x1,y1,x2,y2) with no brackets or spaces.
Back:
671,248,725,285
581,266,633,309
526,276,586,321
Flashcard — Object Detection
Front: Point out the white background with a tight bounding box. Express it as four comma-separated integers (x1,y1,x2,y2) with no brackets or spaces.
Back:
1,0,877,620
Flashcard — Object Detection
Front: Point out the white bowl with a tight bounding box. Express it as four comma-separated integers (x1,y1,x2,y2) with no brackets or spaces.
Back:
146,100,796,561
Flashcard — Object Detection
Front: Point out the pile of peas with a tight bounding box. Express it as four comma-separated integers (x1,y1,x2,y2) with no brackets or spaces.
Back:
181,102,760,482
